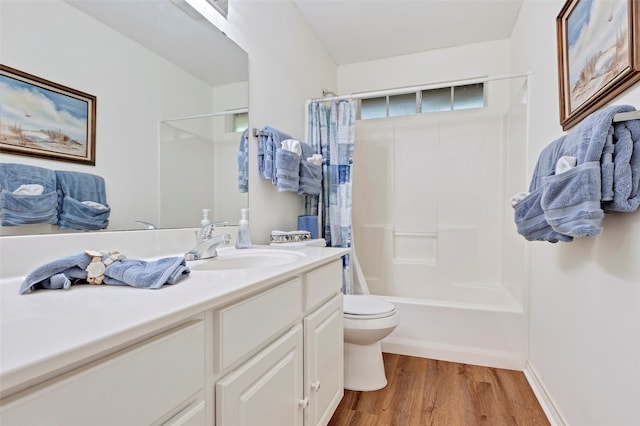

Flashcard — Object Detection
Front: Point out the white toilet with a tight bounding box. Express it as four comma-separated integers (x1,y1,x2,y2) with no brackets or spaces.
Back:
343,252,399,391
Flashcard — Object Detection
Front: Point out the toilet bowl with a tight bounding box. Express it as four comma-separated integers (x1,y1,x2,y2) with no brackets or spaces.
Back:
343,294,399,391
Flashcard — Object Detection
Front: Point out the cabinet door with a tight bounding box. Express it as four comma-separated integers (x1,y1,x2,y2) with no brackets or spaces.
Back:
162,398,206,426
216,325,304,426
304,294,344,426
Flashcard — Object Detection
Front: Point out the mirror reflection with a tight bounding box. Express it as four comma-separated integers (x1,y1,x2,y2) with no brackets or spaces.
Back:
159,109,249,229
0,0,249,236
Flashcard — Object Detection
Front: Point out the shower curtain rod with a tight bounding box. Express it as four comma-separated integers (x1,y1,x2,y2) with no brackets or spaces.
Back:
160,108,248,123
305,72,532,105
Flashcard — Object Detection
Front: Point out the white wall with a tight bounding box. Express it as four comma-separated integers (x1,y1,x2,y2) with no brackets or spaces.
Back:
0,0,215,231
511,2,640,425
210,1,338,243
338,39,511,94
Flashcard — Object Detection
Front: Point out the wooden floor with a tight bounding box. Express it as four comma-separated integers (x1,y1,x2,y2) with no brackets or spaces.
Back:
328,353,550,426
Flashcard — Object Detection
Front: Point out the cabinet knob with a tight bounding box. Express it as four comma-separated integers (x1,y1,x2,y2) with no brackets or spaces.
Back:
311,381,321,392
298,397,310,409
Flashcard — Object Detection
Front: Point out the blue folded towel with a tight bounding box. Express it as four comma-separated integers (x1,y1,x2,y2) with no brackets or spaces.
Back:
275,148,300,192
19,252,190,294
298,142,322,196
55,170,110,230
539,105,634,237
238,128,249,193
600,127,615,202
602,118,640,212
257,126,292,184
515,105,637,242
0,163,58,226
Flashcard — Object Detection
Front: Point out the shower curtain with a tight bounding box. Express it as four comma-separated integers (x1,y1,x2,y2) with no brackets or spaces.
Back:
306,100,356,293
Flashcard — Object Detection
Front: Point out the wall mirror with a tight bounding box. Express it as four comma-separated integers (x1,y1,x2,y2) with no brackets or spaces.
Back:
0,0,248,236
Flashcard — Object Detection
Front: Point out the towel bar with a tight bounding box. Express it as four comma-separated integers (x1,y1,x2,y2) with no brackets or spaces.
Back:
252,128,270,137
613,110,640,122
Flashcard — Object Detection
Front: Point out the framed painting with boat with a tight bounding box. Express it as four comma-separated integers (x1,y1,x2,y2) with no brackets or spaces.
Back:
0,64,96,165
556,0,640,130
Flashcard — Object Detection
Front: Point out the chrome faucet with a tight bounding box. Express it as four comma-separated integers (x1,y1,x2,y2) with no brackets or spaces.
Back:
185,222,231,261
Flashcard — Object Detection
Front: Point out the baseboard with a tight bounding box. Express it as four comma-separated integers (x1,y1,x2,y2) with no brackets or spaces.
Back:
523,362,566,426
381,337,526,371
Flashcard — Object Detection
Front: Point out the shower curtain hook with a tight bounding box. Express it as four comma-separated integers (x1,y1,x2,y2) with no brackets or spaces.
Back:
322,89,338,97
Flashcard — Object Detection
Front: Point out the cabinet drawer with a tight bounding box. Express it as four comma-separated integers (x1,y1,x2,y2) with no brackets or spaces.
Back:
0,320,205,426
215,278,302,372
305,260,343,312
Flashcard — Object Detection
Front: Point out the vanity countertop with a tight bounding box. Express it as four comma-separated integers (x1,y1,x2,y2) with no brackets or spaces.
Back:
0,245,349,397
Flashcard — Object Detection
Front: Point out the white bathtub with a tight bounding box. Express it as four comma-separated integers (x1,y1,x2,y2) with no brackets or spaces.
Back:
378,283,527,370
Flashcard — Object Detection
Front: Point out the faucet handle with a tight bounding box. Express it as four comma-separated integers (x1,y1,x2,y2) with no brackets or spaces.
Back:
196,221,229,241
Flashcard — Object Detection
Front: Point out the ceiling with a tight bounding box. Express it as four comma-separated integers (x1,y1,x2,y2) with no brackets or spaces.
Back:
66,0,524,85
66,0,248,86
293,0,524,65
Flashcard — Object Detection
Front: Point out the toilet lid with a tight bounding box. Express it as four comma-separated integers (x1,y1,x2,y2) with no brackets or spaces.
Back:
343,295,396,316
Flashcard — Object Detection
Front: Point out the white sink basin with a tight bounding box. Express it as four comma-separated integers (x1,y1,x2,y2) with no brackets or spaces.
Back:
191,248,306,271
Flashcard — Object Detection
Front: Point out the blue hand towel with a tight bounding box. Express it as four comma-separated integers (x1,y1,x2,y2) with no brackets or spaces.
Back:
102,257,190,289
513,188,573,243
55,170,110,230
513,137,573,242
297,142,322,196
0,163,58,226
19,252,190,294
257,126,292,184
275,148,300,192
238,128,249,193
541,162,604,237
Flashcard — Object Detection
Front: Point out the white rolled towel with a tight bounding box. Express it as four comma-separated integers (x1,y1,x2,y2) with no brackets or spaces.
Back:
281,139,302,156
555,156,577,174
13,184,44,195
307,154,322,166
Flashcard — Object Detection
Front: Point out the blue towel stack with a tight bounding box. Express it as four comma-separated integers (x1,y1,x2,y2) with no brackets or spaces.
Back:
19,252,191,294
238,128,249,193
0,163,58,226
514,104,640,242
257,126,292,184
56,170,110,230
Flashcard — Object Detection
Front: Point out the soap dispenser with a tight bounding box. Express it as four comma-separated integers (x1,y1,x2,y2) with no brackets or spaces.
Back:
201,209,211,227
235,208,252,249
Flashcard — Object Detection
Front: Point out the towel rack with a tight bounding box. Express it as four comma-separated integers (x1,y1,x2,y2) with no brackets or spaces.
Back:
613,110,640,122
252,128,269,137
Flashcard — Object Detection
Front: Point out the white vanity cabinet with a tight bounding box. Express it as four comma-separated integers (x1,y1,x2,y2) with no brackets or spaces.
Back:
215,260,344,426
0,319,206,426
0,248,348,426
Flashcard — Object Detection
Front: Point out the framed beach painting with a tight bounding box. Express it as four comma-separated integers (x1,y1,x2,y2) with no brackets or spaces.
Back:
0,64,96,165
557,0,640,130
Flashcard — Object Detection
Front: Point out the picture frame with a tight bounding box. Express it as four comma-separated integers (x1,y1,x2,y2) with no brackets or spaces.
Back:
556,0,640,131
0,64,96,165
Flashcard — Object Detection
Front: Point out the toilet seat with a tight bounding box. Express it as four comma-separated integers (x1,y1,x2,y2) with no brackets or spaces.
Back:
343,295,397,319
